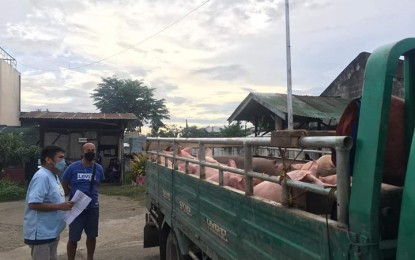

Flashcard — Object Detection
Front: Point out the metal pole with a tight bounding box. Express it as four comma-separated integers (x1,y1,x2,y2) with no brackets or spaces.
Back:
198,142,206,179
285,0,293,130
173,142,178,170
335,146,351,225
244,144,254,196
281,178,290,206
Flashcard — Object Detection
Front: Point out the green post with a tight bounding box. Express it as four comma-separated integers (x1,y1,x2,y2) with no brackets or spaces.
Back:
349,38,415,259
398,44,415,260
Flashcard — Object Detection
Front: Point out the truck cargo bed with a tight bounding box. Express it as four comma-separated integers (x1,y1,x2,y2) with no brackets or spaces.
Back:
146,162,355,260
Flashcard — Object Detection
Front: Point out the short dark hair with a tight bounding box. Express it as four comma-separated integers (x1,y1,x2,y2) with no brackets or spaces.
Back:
41,146,65,164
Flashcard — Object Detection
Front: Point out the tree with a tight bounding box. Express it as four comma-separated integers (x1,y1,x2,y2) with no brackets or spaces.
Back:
219,122,246,137
151,124,182,137
0,132,40,175
181,125,210,138
91,76,170,132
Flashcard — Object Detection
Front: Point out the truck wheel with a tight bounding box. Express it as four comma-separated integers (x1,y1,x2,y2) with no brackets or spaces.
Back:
166,230,190,260
159,225,170,260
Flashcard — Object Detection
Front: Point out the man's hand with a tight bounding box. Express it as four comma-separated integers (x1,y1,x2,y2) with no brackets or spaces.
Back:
29,201,75,212
58,201,75,211
61,181,71,196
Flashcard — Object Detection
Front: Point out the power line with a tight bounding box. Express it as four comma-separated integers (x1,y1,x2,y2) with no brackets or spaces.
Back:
18,0,211,72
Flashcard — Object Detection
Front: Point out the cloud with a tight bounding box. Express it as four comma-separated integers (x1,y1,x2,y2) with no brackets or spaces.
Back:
241,87,256,93
2,0,415,130
149,78,179,98
197,101,242,116
193,64,247,81
168,96,188,105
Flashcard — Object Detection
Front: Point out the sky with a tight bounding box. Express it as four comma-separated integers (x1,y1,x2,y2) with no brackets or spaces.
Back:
0,0,414,133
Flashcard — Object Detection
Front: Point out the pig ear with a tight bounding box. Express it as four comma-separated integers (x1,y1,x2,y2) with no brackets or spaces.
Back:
182,146,192,154
291,163,302,170
227,159,237,168
273,160,278,165
205,148,213,158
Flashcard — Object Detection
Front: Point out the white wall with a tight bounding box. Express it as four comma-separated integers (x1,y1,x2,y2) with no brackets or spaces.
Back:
0,60,20,126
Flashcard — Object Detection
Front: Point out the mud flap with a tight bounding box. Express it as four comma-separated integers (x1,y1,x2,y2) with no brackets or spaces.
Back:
144,213,160,248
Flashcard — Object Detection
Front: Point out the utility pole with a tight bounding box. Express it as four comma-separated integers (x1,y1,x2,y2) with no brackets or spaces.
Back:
285,0,293,130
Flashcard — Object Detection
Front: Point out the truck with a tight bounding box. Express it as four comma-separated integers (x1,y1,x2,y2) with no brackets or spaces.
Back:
143,38,415,259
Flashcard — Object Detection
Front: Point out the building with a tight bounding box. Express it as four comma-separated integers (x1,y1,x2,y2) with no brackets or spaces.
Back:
0,46,141,183
228,92,351,135
320,52,404,99
0,46,20,126
20,111,137,182
228,52,405,135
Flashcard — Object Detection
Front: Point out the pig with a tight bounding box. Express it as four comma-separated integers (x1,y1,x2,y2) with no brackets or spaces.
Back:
290,161,318,176
206,159,237,185
213,156,285,176
179,162,219,178
182,146,193,154
226,174,263,192
287,170,334,186
289,155,336,178
150,151,173,168
253,181,282,202
316,155,336,177
179,162,199,175
178,147,195,159
253,169,335,203
176,147,230,178
206,159,263,191
319,175,338,186
227,176,246,191
184,147,218,163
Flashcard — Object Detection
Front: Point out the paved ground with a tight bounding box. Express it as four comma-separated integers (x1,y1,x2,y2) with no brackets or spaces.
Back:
0,194,160,260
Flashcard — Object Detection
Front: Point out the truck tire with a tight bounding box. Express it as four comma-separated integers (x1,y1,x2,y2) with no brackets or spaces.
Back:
159,225,170,260
166,230,190,260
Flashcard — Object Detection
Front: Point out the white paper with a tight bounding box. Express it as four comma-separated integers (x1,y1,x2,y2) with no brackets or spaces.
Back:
64,190,92,225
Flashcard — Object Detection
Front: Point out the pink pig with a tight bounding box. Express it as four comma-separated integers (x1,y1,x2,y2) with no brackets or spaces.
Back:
253,169,335,203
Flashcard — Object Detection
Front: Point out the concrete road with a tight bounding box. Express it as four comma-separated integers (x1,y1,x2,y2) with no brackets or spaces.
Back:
0,194,159,260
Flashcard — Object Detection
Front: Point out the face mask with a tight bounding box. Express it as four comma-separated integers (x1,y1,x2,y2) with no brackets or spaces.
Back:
84,152,96,161
54,159,66,172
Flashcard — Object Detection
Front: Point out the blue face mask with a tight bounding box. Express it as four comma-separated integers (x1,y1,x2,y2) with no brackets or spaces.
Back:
54,159,66,172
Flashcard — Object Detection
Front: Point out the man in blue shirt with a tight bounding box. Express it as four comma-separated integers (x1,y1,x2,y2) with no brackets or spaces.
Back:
23,145,75,260
62,143,104,260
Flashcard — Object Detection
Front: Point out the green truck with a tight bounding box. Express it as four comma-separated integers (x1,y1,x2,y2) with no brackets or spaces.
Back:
143,38,415,260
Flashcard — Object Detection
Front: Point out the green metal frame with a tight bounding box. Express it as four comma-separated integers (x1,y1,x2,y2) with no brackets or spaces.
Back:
147,162,367,259
349,38,415,259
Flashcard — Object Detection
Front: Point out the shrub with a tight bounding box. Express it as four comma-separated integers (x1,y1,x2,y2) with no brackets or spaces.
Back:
0,180,26,202
129,153,147,180
0,132,40,174
123,170,135,185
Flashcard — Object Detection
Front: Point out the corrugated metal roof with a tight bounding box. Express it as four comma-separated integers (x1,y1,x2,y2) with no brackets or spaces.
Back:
228,92,351,122
20,111,137,121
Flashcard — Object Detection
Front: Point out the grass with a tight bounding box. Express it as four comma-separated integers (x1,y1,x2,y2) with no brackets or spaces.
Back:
0,178,148,203
99,183,147,203
0,179,27,202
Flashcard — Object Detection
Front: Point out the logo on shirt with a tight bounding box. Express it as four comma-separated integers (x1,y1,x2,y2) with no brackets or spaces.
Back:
77,173,92,180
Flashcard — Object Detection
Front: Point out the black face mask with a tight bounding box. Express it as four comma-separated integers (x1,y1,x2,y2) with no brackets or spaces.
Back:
84,152,96,161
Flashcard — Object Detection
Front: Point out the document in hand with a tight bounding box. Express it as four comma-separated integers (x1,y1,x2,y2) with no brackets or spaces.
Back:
64,190,92,225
